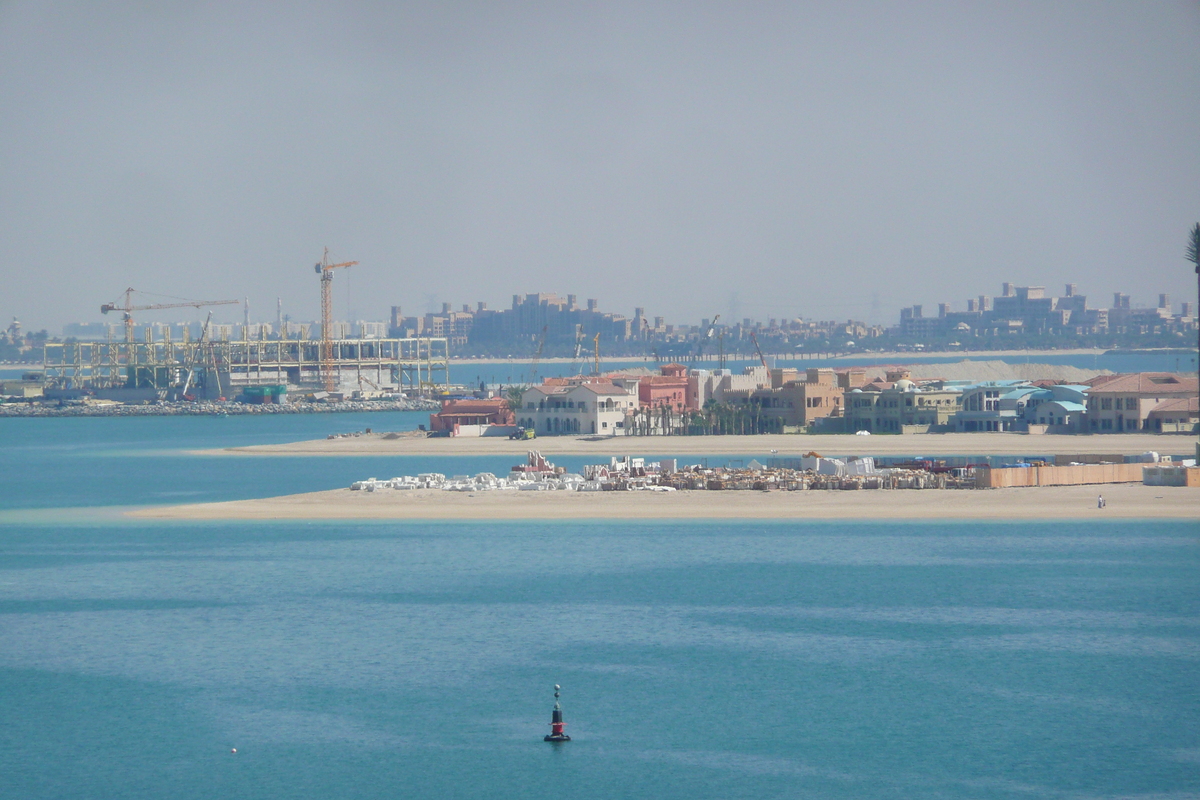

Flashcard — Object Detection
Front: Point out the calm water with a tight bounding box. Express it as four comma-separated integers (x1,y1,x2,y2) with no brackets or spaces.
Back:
1,416,1198,799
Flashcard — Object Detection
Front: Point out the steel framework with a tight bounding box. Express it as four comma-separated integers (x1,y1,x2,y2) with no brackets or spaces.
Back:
42,337,450,396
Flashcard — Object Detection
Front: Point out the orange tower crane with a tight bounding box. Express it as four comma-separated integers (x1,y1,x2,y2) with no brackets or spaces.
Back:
101,289,239,343
314,248,358,392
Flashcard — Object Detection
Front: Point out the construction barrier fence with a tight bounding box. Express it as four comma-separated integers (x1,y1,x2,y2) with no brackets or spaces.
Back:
1142,466,1200,487
975,463,1145,489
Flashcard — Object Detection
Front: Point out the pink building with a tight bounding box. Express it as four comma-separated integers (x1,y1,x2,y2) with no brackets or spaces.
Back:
638,363,692,412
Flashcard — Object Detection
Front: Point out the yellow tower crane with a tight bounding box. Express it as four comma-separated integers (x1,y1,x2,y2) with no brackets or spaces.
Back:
101,288,239,343
314,248,358,392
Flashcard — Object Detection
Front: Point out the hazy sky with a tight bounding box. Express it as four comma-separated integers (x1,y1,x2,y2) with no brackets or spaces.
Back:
3,1,1199,332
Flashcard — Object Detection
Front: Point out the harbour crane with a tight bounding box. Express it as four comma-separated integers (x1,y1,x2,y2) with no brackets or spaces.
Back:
180,311,213,400
528,325,548,385
691,314,720,363
314,248,358,392
568,324,585,376
749,331,769,369
100,289,239,343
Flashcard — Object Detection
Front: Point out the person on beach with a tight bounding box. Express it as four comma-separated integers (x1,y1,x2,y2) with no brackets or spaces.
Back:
1097,494,1105,509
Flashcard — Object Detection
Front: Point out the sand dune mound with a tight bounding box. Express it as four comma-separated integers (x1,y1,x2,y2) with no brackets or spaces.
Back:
869,359,1109,384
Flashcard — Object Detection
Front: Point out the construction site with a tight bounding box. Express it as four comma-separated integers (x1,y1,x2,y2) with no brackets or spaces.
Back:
38,250,451,401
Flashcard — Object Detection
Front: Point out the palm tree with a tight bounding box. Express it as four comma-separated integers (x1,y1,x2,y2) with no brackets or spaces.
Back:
1188,224,1200,455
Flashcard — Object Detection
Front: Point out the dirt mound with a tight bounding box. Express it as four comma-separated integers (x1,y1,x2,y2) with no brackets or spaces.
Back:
865,359,1109,384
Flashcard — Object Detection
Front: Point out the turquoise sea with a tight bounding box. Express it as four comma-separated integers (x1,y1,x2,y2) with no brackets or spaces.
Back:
1,413,1198,799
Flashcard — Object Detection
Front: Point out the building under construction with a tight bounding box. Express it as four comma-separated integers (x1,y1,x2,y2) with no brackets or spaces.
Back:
46,255,451,399
42,335,450,398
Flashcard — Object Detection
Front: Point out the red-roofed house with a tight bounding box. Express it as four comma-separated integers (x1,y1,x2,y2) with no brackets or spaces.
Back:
1147,397,1199,433
1084,373,1199,432
429,398,515,434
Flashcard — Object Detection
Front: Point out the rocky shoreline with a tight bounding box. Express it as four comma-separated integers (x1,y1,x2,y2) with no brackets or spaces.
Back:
0,399,439,418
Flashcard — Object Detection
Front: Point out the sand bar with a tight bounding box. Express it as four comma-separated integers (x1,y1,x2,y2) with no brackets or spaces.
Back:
130,483,1199,521
452,348,1116,364
204,432,1197,459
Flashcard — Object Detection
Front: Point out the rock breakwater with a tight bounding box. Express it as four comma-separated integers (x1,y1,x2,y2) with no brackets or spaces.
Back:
0,399,439,418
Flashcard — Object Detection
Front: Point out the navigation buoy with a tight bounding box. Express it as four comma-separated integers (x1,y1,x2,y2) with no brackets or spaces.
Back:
543,684,571,742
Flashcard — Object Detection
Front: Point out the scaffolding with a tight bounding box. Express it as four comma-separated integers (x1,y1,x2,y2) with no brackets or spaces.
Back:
42,336,450,396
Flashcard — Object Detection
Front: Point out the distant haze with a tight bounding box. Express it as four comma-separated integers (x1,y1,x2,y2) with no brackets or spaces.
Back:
2,2,1198,332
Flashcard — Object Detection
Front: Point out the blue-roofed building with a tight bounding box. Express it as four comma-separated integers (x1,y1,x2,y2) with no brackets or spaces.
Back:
1022,385,1090,432
951,381,1090,433
1026,399,1087,430
952,380,1034,432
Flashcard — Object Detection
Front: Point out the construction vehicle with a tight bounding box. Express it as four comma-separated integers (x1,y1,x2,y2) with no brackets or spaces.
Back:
314,248,358,392
355,373,385,400
509,426,536,440
101,289,238,343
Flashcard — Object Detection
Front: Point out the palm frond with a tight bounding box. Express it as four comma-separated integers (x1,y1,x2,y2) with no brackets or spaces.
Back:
1187,222,1200,267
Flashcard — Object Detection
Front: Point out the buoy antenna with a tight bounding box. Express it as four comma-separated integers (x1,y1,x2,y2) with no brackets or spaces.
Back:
544,683,570,742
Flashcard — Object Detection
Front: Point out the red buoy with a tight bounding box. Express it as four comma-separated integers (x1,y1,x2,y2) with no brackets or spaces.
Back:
544,684,570,742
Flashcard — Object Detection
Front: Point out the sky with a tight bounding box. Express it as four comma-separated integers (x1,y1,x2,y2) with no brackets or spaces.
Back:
2,1,1199,333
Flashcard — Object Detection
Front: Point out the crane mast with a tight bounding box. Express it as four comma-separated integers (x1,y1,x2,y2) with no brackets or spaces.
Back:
314,248,357,392
180,311,214,400
749,331,769,369
568,324,585,376
692,314,720,363
528,325,548,385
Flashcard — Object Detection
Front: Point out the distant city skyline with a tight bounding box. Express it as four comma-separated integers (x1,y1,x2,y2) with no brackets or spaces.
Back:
45,278,1194,348
3,2,1198,332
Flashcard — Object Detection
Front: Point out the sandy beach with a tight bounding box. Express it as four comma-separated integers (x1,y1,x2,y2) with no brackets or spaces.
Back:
205,432,1196,459
129,482,1199,521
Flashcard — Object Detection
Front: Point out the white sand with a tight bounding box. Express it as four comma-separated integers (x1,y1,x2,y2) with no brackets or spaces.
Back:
129,483,1199,521
205,432,1196,459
